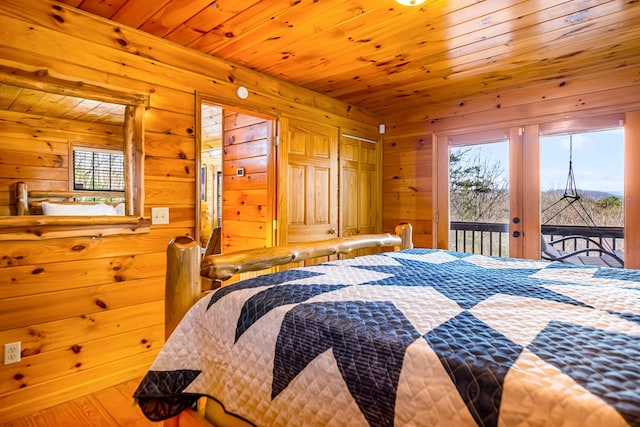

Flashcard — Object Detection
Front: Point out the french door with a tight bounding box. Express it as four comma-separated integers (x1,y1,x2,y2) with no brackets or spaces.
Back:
437,116,632,262
435,126,540,259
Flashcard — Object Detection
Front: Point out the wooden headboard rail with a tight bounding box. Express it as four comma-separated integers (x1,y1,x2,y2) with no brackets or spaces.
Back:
15,182,125,215
165,223,413,337
201,225,413,281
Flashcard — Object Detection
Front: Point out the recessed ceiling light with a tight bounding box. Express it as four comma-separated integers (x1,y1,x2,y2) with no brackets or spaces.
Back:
396,0,426,5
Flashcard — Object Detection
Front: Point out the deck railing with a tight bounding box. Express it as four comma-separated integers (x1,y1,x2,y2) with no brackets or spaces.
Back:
449,221,509,257
450,221,624,257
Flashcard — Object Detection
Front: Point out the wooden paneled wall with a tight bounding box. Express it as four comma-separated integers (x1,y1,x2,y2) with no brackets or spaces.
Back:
382,63,640,250
0,0,377,422
381,132,434,249
222,111,273,253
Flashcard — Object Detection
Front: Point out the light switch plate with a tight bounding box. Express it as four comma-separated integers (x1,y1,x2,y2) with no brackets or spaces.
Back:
151,207,169,225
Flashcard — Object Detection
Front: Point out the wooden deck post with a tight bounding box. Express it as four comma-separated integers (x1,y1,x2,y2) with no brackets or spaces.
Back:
165,236,201,338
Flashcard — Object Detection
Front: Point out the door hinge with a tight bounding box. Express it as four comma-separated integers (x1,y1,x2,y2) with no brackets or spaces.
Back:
273,219,277,230
274,135,280,146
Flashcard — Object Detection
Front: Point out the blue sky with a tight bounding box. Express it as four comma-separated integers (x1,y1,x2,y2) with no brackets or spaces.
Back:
540,129,624,194
461,128,624,195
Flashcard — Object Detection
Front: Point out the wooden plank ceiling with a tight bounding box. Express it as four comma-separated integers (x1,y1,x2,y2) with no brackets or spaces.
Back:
30,1,640,116
0,82,125,125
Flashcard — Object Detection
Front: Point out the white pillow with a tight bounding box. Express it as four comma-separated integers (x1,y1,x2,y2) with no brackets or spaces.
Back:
115,203,125,216
42,201,118,216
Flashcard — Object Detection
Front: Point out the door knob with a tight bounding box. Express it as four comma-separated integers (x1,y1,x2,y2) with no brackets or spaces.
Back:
328,227,337,235
512,231,521,238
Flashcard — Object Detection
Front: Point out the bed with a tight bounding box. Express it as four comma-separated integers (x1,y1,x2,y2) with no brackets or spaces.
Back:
134,224,640,427
13,181,126,216
2,182,149,240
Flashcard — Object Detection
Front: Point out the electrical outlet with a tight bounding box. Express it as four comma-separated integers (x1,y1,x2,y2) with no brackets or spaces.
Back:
4,342,20,365
151,207,169,225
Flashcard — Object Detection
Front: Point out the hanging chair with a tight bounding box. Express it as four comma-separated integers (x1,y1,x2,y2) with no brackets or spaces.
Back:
540,136,624,267
541,235,624,268
541,135,594,226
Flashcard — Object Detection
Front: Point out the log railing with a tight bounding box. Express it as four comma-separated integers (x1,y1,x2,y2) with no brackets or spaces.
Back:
165,223,413,336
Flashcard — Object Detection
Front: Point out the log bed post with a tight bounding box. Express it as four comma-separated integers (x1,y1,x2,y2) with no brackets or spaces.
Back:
165,236,201,337
395,223,413,250
16,182,29,216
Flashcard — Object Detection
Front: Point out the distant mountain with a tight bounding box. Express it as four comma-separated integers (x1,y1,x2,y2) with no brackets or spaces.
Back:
542,189,622,200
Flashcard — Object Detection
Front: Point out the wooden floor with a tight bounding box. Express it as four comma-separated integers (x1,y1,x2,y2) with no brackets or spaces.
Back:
4,378,158,426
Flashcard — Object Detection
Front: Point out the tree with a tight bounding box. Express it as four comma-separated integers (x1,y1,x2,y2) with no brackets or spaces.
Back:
449,147,508,222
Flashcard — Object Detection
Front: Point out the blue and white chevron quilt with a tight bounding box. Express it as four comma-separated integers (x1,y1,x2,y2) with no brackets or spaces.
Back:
134,249,640,426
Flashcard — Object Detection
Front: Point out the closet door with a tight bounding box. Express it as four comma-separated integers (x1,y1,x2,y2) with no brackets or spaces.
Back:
278,117,338,245
340,135,380,238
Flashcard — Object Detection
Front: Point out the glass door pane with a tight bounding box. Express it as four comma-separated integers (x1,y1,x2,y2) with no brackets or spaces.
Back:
540,128,624,265
449,140,509,256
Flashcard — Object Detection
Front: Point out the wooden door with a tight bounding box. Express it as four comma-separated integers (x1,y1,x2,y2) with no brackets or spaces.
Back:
278,117,338,245
340,136,380,237
436,127,540,259
509,125,540,260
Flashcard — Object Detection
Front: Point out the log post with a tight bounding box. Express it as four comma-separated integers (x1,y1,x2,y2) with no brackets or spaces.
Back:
124,104,145,217
395,223,413,250
165,236,201,338
15,182,29,216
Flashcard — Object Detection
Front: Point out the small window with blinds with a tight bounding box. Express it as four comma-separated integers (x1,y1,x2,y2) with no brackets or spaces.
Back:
73,147,125,192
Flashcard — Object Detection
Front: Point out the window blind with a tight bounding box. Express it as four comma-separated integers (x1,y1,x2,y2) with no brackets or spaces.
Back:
73,148,124,191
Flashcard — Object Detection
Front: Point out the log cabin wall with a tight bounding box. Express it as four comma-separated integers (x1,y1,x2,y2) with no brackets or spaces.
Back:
381,63,640,251
221,111,274,253
0,0,378,422
381,132,433,249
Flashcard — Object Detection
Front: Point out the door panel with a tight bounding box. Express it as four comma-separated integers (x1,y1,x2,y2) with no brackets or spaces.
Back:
340,137,380,237
288,165,306,224
313,168,330,223
358,142,378,235
280,117,338,245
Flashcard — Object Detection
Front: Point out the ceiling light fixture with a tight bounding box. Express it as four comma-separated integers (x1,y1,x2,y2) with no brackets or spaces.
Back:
396,0,426,5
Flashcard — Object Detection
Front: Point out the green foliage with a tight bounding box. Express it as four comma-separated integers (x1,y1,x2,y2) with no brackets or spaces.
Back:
449,147,508,222
597,195,622,210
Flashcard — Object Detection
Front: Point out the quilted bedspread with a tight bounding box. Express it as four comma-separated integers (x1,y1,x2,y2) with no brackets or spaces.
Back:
134,249,640,426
